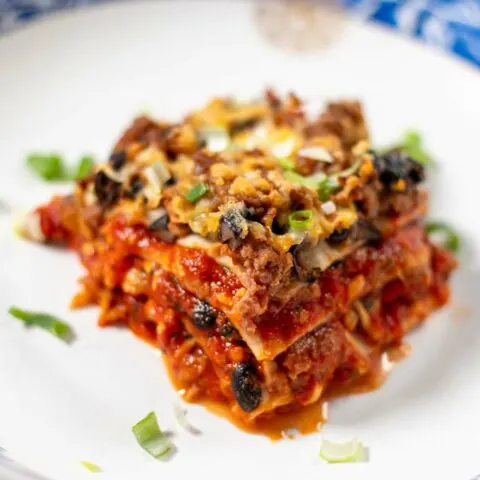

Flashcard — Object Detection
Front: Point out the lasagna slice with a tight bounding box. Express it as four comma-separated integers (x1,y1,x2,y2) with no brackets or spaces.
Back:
25,90,456,432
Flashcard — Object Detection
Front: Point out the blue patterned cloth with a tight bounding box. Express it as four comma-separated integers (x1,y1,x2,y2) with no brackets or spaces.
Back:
0,0,97,32
341,0,480,67
1,0,479,67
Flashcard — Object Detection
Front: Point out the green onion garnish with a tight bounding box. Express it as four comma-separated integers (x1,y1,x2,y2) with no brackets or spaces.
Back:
319,438,365,463
395,130,433,166
284,170,342,201
288,210,313,231
8,306,73,342
317,176,340,201
80,461,102,473
278,157,295,170
199,127,230,152
173,404,202,435
333,160,362,179
284,170,310,186
132,411,173,460
74,155,95,180
27,153,96,181
425,221,460,253
27,153,66,181
185,183,209,203
284,171,326,190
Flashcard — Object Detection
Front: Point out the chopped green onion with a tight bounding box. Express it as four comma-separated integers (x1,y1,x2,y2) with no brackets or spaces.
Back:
425,221,460,253
288,210,313,231
319,438,365,464
8,306,73,342
80,461,102,473
74,155,95,180
317,176,340,201
278,157,295,170
132,411,173,460
284,170,341,201
173,404,201,435
27,152,97,181
297,146,333,163
395,130,433,166
314,160,362,202
27,153,66,181
185,183,210,203
333,160,362,179
284,170,312,187
284,171,326,190
199,127,230,152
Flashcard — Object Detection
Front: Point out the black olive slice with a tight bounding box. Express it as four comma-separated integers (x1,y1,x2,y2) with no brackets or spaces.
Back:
373,150,425,188
219,210,246,243
94,171,122,208
148,214,176,244
231,363,262,412
109,151,127,171
192,300,217,330
327,228,351,244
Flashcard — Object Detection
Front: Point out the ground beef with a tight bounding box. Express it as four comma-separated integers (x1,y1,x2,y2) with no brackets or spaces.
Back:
281,321,345,382
234,242,293,288
304,101,368,149
113,116,170,152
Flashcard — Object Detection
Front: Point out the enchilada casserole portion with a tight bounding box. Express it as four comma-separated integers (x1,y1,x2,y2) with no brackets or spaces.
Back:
25,90,456,430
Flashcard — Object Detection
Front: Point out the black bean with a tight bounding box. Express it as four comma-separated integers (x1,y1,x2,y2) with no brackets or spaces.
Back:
373,150,425,188
231,363,262,412
126,175,144,198
219,322,236,338
218,210,245,243
327,228,351,244
148,214,176,244
94,171,122,208
109,151,127,171
192,300,217,330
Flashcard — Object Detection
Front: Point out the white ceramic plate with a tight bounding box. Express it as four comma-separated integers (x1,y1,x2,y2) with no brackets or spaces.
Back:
0,2,479,479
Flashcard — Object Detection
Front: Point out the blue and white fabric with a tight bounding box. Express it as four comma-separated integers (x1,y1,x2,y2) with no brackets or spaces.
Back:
1,0,479,67
341,0,480,67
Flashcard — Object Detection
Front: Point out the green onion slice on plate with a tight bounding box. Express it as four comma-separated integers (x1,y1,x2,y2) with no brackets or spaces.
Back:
27,152,96,181
132,411,174,460
27,153,67,181
394,130,433,166
8,306,73,342
74,155,95,180
425,221,460,253
173,404,202,435
80,461,102,473
319,438,365,464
